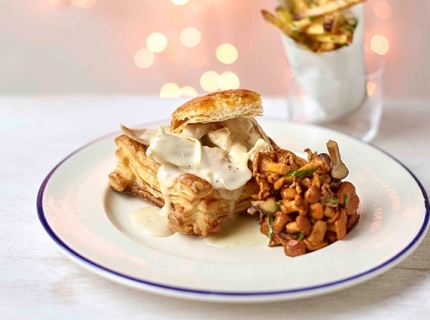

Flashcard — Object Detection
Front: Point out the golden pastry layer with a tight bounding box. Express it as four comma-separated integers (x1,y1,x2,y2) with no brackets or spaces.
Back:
171,89,263,134
109,89,272,237
109,135,164,207
109,134,263,236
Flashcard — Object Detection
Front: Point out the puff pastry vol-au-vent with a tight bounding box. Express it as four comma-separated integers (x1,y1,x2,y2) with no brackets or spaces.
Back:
108,89,273,237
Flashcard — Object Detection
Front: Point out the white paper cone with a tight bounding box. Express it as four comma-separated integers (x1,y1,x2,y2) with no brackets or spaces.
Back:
283,4,366,124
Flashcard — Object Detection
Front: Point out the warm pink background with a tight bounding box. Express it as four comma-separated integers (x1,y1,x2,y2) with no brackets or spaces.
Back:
0,0,428,99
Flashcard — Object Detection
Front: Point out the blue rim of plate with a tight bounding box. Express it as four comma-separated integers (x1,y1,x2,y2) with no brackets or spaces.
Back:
36,127,430,299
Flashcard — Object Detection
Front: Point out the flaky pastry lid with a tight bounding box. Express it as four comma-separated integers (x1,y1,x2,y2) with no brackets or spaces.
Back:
170,89,263,134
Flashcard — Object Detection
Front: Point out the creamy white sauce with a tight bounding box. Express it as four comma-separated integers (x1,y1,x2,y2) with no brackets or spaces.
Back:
202,214,267,249
131,206,174,238
217,188,243,218
146,124,267,192
123,118,271,238
180,123,214,140
121,124,170,145
156,163,182,216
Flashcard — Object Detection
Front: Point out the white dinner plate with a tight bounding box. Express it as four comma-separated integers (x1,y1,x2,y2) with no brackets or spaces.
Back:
37,119,429,303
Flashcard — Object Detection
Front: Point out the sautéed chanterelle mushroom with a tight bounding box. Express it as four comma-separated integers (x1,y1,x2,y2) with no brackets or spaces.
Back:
248,140,360,257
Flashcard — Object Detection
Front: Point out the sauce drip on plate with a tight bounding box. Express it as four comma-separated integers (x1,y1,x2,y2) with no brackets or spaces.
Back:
131,206,174,238
131,206,267,249
202,214,267,249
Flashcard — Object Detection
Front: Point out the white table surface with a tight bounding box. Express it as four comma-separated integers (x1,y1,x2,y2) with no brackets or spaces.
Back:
1,95,430,319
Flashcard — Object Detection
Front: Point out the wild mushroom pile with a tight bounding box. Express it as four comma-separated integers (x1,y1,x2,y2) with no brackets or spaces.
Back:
248,140,360,257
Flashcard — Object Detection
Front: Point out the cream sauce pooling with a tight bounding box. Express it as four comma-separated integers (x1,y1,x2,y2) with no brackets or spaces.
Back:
202,215,267,249
131,206,174,238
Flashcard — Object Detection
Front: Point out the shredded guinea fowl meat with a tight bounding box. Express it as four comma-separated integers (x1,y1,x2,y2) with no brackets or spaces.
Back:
248,140,360,257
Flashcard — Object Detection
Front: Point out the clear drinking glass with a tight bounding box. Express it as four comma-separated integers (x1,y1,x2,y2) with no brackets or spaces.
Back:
287,51,385,142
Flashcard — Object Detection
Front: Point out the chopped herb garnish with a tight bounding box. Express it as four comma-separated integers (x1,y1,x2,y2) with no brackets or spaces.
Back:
285,168,317,177
342,43,349,47
308,16,314,22
268,215,275,240
326,197,339,204
274,202,281,212
344,194,349,208
298,232,304,240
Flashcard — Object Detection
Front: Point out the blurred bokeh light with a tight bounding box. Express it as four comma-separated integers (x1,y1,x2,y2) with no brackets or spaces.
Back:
180,86,198,97
200,71,220,92
367,81,377,96
371,35,389,55
373,1,391,20
160,83,180,98
216,43,238,65
146,32,168,53
219,71,240,90
134,48,154,69
180,27,201,48
171,0,189,5
1,0,429,100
